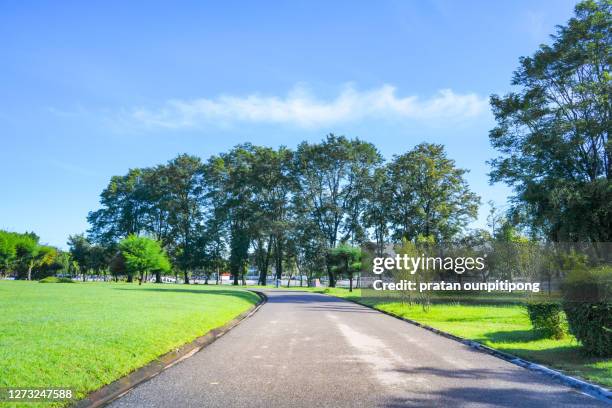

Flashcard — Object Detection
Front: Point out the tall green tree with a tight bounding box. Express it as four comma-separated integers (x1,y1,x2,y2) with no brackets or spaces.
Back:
141,166,173,245
162,154,207,284
249,146,296,284
387,143,480,242
489,0,611,241
207,145,258,285
87,169,149,243
294,134,381,286
363,168,392,256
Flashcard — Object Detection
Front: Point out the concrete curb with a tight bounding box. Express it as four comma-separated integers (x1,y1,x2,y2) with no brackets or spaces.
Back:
344,296,612,404
72,289,267,408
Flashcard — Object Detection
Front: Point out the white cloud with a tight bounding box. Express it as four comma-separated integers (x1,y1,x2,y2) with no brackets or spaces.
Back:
129,84,488,129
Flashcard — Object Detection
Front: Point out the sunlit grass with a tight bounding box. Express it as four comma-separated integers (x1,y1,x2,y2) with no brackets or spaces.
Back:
0,281,259,407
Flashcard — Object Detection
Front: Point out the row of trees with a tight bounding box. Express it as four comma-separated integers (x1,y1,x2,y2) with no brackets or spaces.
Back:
0,229,172,284
79,137,480,286
0,139,479,284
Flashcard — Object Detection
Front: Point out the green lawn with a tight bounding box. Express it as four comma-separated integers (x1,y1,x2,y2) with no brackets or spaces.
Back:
0,281,259,407
302,287,611,388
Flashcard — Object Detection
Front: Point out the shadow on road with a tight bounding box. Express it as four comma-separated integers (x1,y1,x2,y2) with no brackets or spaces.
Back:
382,386,595,408
393,366,538,384
302,304,379,313
385,366,604,406
264,292,377,313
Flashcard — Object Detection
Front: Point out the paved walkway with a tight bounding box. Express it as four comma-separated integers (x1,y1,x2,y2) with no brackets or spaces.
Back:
110,290,605,407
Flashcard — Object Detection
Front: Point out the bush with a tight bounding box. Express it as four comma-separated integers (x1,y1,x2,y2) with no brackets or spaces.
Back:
561,266,612,356
526,300,564,339
39,276,74,283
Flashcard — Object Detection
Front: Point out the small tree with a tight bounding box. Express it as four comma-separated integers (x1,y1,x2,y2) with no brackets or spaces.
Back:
119,235,170,285
14,234,40,280
328,244,362,292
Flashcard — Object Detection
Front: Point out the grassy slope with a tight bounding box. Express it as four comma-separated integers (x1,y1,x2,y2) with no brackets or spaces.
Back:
0,281,259,406
281,286,611,388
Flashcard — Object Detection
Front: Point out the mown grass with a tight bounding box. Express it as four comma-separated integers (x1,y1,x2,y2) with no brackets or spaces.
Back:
0,281,259,407
288,286,611,388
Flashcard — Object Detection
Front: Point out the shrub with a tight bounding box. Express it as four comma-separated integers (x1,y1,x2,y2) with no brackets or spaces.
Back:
526,300,564,339
39,276,74,283
561,266,612,356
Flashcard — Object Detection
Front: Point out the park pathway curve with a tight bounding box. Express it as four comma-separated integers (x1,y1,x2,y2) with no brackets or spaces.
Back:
110,290,605,407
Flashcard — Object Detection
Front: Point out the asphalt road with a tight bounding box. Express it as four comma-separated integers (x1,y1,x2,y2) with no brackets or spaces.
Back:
110,290,606,407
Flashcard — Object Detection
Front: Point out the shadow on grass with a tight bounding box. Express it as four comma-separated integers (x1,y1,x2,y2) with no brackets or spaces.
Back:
475,329,548,343
498,346,611,388
496,343,606,365
112,287,258,303
472,332,611,387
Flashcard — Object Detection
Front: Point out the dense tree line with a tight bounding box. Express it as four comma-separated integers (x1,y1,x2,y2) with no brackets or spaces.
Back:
81,136,479,286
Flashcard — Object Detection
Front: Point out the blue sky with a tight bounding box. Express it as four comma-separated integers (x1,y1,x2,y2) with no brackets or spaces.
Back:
0,0,578,248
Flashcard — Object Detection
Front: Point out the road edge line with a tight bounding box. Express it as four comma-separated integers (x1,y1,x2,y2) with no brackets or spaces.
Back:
72,289,267,408
338,295,612,404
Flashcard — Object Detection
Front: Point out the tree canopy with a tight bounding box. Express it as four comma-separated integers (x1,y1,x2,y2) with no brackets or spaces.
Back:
489,0,611,241
84,135,479,286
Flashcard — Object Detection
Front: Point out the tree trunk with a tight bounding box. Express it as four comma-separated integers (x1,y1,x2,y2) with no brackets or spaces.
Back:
327,263,336,288
27,265,32,281
346,257,352,292
259,235,273,285
127,274,133,283
183,270,190,284
155,270,162,283
275,246,283,280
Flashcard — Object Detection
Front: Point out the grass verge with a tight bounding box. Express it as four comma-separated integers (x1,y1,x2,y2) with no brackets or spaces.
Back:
0,281,259,407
